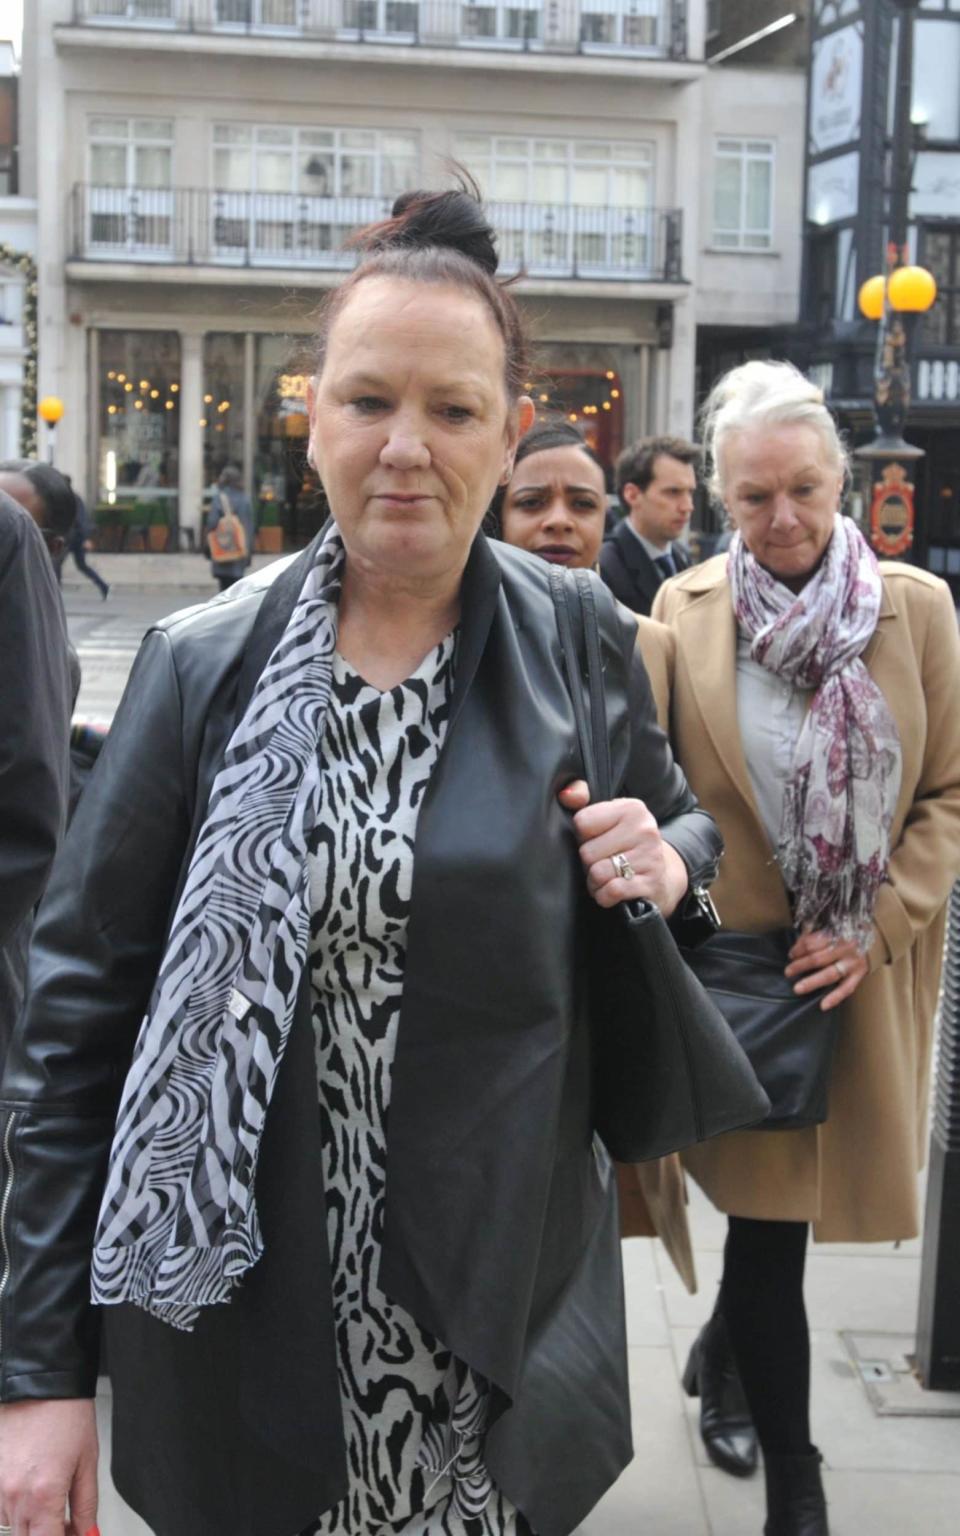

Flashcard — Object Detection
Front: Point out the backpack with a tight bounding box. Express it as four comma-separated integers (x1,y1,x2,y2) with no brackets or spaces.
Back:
208,490,248,564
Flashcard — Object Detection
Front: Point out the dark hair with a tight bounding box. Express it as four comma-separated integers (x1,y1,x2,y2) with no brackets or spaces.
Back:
310,181,530,400
614,435,700,498
0,459,77,538
485,420,606,538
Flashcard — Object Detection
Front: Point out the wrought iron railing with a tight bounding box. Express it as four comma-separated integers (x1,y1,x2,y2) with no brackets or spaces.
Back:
70,1,688,59
70,184,684,282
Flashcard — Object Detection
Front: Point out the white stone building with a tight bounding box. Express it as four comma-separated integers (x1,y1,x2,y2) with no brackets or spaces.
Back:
0,39,37,462
21,1,805,545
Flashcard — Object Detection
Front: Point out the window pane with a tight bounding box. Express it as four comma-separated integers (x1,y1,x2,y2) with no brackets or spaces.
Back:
214,124,251,145
612,142,653,164
493,162,527,200
134,119,173,141
745,159,771,233
203,333,246,493
135,146,171,189
533,163,567,202
256,150,293,193
498,139,528,157
341,130,376,149
571,165,608,206
533,140,567,161
716,138,743,154
576,143,611,161
612,165,650,207
745,140,773,156
301,130,335,148
299,151,334,194
97,329,181,531
214,147,251,190
713,156,742,232
341,155,375,195
89,116,128,138
256,127,293,145
90,144,128,186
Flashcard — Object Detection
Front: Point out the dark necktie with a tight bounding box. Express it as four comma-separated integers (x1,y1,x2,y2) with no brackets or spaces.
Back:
655,550,676,581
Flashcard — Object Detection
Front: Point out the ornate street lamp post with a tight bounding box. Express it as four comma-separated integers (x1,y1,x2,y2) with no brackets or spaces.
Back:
853,0,936,561
37,396,64,467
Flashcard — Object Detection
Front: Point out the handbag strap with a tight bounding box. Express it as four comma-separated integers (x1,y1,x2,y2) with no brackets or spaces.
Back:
548,566,613,802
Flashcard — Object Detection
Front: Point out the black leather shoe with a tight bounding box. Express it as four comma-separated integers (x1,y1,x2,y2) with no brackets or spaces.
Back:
763,1449,829,1535
682,1311,758,1477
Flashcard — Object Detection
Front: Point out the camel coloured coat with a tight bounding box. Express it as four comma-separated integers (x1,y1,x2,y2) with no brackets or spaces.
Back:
651,556,960,1241
616,617,697,1294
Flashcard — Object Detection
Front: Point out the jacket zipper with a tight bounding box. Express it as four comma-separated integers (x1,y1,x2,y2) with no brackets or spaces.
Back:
0,1112,18,1364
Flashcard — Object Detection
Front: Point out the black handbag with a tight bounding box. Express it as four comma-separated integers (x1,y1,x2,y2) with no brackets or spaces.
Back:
680,929,838,1130
549,566,770,1163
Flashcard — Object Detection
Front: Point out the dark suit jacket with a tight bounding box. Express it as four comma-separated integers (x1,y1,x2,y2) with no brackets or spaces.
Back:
0,494,72,1069
599,518,692,616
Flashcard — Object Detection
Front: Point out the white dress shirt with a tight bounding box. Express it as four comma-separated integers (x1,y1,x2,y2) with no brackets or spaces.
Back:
735,632,811,854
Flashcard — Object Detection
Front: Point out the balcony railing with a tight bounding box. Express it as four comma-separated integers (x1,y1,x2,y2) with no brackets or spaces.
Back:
70,184,684,282
71,1,688,59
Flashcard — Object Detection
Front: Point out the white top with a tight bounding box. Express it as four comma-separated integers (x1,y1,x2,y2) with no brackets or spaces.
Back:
735,631,810,856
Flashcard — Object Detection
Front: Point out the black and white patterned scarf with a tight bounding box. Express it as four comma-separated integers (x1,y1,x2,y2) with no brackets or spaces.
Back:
91,526,344,1329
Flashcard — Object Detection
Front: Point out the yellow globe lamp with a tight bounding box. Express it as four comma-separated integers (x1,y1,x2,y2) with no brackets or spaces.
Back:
858,275,886,321
38,395,65,426
887,264,938,313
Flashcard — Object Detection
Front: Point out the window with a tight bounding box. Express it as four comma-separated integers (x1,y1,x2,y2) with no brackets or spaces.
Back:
203,335,246,492
807,231,838,327
459,2,541,44
912,20,960,140
86,117,174,253
216,1,300,23
453,133,656,275
921,223,960,344
341,0,421,36
212,123,418,200
712,137,774,250
580,0,662,51
706,0,721,37
97,331,181,524
87,3,175,18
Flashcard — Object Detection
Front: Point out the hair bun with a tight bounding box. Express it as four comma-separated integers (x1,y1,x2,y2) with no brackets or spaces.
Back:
355,184,500,278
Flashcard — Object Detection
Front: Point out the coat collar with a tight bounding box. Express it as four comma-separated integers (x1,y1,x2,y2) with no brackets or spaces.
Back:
672,553,898,828
233,525,503,727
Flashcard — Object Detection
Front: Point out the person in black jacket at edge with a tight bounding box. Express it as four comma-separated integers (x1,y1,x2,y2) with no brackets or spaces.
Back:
599,436,698,616
0,187,722,1536
0,490,72,1077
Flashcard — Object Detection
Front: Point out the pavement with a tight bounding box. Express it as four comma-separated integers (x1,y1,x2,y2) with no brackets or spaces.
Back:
64,559,960,1536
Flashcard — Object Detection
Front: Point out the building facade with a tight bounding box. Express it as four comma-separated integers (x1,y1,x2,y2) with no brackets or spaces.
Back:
23,1,805,547
798,0,960,591
0,39,37,463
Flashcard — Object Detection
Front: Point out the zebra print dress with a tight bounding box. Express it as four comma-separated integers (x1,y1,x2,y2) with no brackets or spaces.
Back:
304,636,522,1536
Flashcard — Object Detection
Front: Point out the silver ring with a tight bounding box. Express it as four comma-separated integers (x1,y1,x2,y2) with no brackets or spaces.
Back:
834,959,846,980
611,853,636,882
1,1524,13,1534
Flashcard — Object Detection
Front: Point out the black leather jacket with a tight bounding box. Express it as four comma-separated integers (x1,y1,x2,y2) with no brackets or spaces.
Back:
0,532,720,1536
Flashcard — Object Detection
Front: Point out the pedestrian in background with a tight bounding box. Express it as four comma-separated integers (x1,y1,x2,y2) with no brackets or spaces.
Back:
0,186,721,1536
62,475,109,600
599,435,697,615
651,359,960,1535
206,463,254,591
0,489,72,1075
490,417,699,1295
0,459,77,574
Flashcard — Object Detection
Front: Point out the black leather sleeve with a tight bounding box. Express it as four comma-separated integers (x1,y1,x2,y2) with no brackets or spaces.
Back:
0,629,192,1400
0,498,72,950
615,605,722,892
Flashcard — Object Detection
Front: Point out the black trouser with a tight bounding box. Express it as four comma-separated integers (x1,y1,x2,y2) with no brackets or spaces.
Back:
719,1216,812,1456
66,546,109,597
215,572,240,591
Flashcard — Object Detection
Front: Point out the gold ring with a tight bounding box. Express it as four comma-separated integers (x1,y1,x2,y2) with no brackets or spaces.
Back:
611,853,636,882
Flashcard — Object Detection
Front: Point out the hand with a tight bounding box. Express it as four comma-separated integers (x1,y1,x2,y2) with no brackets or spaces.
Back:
0,1398,99,1536
83,541,94,552
558,780,689,917
785,929,869,1012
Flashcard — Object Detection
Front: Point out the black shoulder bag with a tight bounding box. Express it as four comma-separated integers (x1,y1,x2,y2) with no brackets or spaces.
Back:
549,565,770,1162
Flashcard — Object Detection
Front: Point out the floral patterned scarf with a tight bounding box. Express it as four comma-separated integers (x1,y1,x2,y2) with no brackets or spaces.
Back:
728,513,901,949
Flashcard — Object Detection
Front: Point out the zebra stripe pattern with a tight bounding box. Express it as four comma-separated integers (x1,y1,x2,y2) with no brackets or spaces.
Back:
91,527,345,1328
304,643,519,1536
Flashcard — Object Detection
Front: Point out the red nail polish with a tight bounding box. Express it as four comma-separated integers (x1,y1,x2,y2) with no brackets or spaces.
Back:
85,1526,101,1536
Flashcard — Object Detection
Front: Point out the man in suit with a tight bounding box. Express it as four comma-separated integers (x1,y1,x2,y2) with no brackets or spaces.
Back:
599,436,699,614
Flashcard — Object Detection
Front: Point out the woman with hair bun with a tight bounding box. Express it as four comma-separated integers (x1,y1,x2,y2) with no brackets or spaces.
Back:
652,358,960,1535
0,188,721,1536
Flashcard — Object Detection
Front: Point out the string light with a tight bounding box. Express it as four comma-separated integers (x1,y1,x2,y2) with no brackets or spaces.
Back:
199,417,207,427
611,389,620,399
204,393,213,404
117,373,126,383
150,389,159,399
605,370,615,380
107,404,117,415
134,399,144,410
170,383,179,393
124,382,133,392
165,400,175,411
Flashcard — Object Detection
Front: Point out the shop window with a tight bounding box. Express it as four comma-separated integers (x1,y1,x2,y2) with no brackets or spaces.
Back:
712,137,774,250
97,331,181,535
921,223,960,345
255,336,326,550
203,334,246,493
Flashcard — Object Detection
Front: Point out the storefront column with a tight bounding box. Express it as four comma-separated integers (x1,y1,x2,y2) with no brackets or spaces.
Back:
179,331,204,543
619,347,645,447
242,331,256,501
639,345,653,435
86,329,99,509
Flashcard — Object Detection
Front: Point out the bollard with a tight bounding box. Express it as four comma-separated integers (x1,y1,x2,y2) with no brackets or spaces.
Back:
915,879,960,1390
